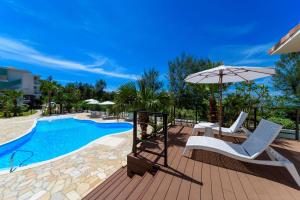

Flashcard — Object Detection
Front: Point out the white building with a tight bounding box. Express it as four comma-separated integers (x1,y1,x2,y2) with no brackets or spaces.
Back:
0,67,41,100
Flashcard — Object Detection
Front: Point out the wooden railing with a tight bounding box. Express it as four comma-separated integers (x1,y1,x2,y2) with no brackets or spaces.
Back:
132,111,168,166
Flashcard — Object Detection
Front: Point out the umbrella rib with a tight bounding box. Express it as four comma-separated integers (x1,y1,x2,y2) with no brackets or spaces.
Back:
186,72,219,81
186,70,221,80
195,75,210,83
227,68,249,82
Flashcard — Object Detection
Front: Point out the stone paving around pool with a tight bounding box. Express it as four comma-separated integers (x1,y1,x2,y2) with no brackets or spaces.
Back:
0,112,133,200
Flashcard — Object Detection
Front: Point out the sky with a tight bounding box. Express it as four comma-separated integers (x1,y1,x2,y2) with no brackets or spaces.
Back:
0,0,299,91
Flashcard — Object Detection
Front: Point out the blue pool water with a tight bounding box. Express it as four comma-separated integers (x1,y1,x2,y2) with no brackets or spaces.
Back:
0,118,132,170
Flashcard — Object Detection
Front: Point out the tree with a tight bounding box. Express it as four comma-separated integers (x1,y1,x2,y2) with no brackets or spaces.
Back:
168,53,222,121
223,82,271,127
95,79,106,99
141,67,163,92
0,90,23,117
40,76,59,115
5,90,23,116
76,82,95,100
63,83,81,112
273,52,300,103
115,69,170,138
54,85,67,114
114,82,137,112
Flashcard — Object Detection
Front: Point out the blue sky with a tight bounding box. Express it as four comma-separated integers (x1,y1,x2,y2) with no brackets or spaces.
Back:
0,0,299,91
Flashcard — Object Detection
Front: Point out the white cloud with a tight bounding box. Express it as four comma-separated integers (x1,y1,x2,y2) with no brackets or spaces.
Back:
240,42,274,58
222,23,256,36
210,42,277,66
0,36,139,80
208,23,256,37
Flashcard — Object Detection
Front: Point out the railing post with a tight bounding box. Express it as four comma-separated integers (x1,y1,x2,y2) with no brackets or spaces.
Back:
163,113,168,166
296,109,299,141
133,111,137,156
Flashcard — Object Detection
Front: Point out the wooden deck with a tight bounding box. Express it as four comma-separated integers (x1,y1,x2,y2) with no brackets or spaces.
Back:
84,125,300,200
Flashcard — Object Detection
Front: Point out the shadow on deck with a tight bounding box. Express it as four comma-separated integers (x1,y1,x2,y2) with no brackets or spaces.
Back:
84,125,300,200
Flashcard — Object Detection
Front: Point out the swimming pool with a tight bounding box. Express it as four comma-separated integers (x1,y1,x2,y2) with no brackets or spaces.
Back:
0,117,132,171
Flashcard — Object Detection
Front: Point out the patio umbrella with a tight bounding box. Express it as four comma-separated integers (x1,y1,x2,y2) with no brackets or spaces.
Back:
99,101,115,105
86,99,100,105
185,65,276,135
85,99,97,103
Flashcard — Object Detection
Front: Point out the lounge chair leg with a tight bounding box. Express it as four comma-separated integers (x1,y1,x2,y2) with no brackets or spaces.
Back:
182,147,190,157
285,162,300,187
192,128,195,136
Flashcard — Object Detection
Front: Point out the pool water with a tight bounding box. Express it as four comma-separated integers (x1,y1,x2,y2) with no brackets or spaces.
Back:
0,118,132,170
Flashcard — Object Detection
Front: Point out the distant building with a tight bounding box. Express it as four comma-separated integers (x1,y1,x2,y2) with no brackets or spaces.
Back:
0,67,41,103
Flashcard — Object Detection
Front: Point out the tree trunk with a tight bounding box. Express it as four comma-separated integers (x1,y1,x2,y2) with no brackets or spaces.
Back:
138,112,149,139
209,86,218,122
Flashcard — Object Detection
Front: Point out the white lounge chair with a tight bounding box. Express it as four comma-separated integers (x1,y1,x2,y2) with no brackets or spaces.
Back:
192,111,248,136
184,119,300,186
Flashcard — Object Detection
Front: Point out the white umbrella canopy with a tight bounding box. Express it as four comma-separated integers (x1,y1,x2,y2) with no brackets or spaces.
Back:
86,99,101,105
85,99,97,103
185,65,275,84
185,65,276,135
99,101,115,105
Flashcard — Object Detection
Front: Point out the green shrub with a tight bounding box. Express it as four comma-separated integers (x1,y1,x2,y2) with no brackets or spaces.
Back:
267,116,295,129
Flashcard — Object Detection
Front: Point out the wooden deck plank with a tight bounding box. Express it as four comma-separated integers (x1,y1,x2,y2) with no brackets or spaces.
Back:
114,175,143,200
227,169,248,200
177,157,195,200
246,173,272,200
126,172,154,200
188,155,202,200
102,175,132,200
84,125,300,200
140,137,182,200
236,171,260,200
88,169,128,200
83,167,125,200
83,167,127,200
251,163,295,200
209,153,225,200
151,147,183,200
200,151,213,200
164,149,189,200
218,166,237,200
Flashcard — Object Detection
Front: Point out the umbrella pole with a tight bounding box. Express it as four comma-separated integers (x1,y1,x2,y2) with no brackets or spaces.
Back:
219,71,223,137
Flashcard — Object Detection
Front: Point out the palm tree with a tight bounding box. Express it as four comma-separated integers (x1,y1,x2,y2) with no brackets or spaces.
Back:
40,77,59,115
114,82,137,112
0,91,13,117
136,82,170,138
54,85,67,114
117,69,170,139
2,90,23,116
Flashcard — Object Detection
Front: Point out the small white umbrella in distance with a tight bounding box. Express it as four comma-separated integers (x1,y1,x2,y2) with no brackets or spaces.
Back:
185,65,276,135
99,101,115,105
85,99,97,103
86,99,101,105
